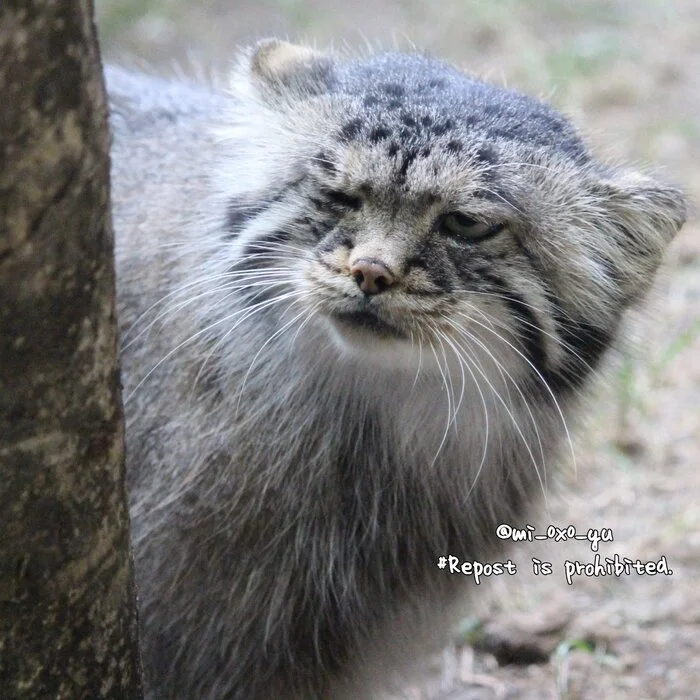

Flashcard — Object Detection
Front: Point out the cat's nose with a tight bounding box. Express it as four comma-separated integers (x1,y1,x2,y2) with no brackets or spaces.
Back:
350,259,395,295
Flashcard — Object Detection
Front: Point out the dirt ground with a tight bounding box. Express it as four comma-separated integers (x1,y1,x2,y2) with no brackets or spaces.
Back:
97,1,700,698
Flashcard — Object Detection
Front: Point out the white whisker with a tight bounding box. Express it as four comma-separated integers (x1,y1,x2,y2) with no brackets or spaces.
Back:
454,309,577,476
426,328,454,468
432,325,490,483
445,317,549,504
125,289,307,403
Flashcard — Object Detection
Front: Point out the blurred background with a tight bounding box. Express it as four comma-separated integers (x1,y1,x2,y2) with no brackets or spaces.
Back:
97,2,700,698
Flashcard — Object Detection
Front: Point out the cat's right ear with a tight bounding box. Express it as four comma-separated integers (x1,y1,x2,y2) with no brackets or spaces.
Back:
247,39,336,102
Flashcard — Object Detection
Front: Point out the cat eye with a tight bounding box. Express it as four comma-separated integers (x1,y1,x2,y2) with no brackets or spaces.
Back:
439,212,505,241
324,189,363,211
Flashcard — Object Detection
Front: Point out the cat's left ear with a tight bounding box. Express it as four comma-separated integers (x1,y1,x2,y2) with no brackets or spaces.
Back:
591,170,685,303
247,39,336,102
597,171,685,291
601,171,686,252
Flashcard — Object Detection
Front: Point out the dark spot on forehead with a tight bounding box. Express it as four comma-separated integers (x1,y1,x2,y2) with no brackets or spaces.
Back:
431,119,454,137
472,183,516,207
401,114,417,128
427,78,446,89
396,149,418,184
420,146,431,157
382,83,405,97
387,142,399,157
421,115,433,127
369,126,390,143
446,140,462,154
476,145,498,165
388,98,402,110
486,127,514,141
315,151,336,174
475,145,500,184
340,118,363,141
363,95,379,107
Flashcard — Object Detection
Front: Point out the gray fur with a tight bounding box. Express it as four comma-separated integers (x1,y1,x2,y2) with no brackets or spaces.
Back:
108,42,685,699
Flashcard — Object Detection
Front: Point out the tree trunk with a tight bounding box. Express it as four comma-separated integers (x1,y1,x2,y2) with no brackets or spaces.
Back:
0,1,142,697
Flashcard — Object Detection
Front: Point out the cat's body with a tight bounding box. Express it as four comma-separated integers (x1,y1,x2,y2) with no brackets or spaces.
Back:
108,42,684,699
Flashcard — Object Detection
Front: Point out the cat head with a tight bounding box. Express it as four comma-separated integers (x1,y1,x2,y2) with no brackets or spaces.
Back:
218,40,685,393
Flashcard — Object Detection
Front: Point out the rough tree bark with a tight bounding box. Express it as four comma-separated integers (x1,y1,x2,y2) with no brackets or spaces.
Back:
0,1,142,697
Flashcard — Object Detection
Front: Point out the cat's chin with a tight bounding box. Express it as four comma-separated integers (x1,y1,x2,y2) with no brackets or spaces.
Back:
324,315,419,368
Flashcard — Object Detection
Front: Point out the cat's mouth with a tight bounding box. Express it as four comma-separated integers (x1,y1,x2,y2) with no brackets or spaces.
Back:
329,308,406,340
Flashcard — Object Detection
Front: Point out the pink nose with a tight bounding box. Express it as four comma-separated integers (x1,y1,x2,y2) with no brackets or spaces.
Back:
350,259,395,295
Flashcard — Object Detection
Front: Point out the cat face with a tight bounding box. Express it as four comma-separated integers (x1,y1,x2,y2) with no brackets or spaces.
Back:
222,41,685,391
296,141,532,372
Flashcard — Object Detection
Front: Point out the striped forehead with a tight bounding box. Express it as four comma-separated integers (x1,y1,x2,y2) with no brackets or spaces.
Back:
325,135,504,206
